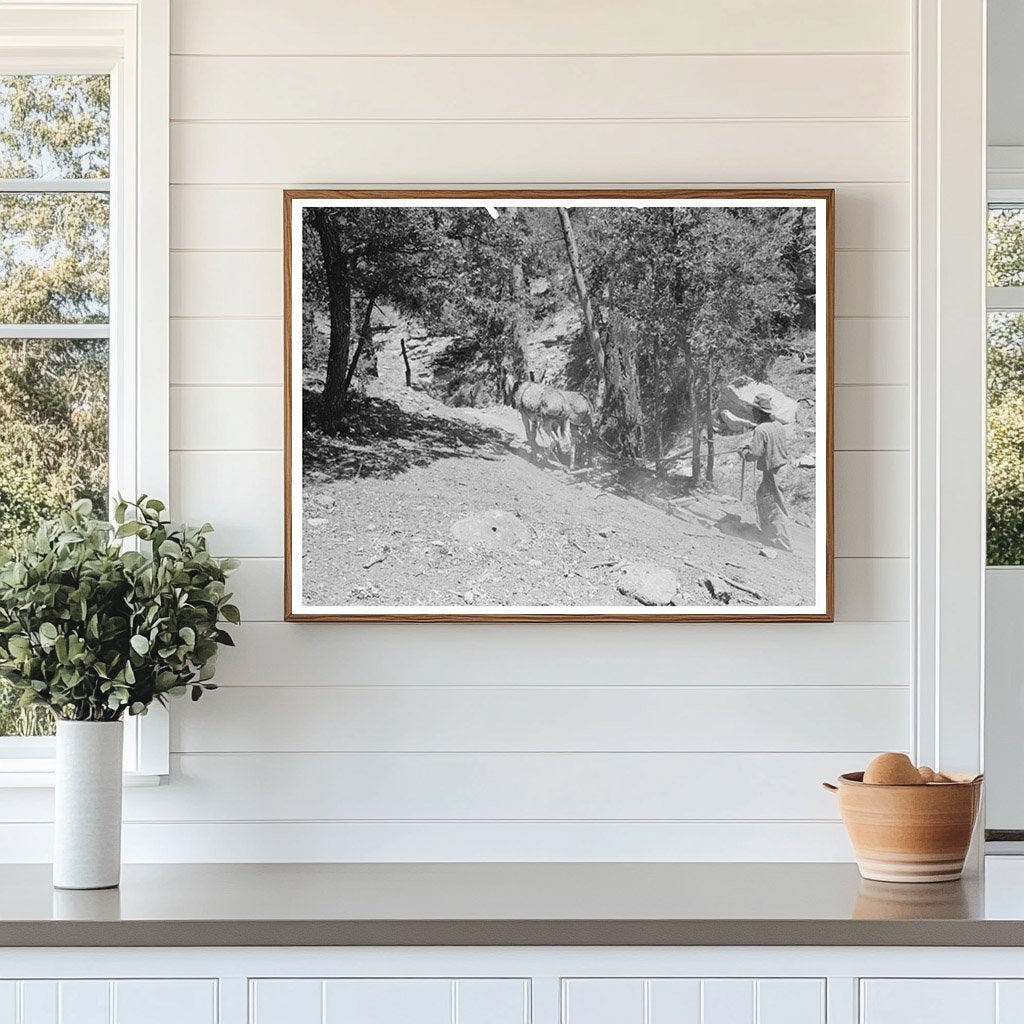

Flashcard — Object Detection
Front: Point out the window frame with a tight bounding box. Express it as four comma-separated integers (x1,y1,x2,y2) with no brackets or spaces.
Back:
0,0,169,783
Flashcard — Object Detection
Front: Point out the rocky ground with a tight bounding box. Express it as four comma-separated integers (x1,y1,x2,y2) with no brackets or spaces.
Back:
299,337,817,612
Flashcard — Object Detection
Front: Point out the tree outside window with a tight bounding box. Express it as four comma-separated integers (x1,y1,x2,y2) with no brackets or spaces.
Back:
0,75,110,736
987,207,1024,566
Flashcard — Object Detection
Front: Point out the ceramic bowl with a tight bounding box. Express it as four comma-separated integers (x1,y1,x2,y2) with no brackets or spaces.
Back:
823,772,983,883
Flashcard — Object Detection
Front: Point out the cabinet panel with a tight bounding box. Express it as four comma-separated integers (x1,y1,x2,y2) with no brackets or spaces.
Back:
251,979,528,1024
58,982,110,1024
648,980,702,1023
18,983,56,1024
861,981,997,1024
702,980,754,1024
0,981,216,1024
113,981,216,1024
563,978,824,1024
455,980,529,1024
0,983,15,1024
998,981,1024,1023
757,980,825,1024
323,980,451,1024
563,980,645,1024
251,979,322,1024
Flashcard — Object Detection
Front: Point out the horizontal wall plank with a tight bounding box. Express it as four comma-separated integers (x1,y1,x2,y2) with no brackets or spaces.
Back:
171,451,283,556
835,250,909,318
172,447,907,559
170,120,909,185
834,318,909,385
170,0,910,56
226,557,283,620
172,249,909,320
171,252,279,317
171,684,909,753
169,314,910,388
171,183,908,251
171,385,281,450
0,820,857,863
227,556,909,623
171,54,909,121
118,752,862,820
171,319,283,386
834,385,909,450
834,451,910,558
168,383,905,452
833,557,909,622
211,621,910,687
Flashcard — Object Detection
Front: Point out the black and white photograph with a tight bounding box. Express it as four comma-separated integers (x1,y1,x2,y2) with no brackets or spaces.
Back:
285,191,833,621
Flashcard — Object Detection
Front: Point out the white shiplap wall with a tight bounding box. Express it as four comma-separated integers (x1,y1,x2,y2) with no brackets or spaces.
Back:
1,0,916,862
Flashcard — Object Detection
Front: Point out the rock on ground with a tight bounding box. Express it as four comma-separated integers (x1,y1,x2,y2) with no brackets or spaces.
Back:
450,509,529,552
617,562,680,606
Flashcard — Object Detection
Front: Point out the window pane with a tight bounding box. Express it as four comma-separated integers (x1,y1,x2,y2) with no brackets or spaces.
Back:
988,207,1024,288
0,338,108,738
0,192,109,323
988,312,1024,565
0,74,109,179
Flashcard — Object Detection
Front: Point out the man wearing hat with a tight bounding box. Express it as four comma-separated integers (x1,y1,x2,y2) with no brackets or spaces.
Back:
740,392,793,552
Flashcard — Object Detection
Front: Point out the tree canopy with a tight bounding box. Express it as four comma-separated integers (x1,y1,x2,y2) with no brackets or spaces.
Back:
303,203,814,488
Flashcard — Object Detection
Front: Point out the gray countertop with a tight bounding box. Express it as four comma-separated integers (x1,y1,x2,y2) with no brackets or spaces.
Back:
1,861,1021,947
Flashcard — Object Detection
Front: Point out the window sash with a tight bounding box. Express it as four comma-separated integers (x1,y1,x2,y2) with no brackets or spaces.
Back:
0,1,171,778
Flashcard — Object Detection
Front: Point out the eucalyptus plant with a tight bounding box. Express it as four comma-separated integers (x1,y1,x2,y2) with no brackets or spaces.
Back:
0,496,239,722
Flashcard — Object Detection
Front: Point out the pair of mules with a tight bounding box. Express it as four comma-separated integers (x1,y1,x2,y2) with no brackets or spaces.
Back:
510,380,595,470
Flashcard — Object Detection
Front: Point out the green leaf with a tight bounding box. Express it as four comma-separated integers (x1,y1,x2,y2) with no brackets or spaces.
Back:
130,634,150,656
158,539,183,559
220,604,241,625
8,635,30,657
39,622,58,641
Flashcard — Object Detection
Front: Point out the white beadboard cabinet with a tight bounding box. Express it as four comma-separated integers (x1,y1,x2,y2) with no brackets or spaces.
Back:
4,949,1024,1024
0,979,218,1024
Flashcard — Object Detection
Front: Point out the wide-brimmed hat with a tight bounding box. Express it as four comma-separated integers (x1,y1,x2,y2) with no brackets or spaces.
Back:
754,392,774,413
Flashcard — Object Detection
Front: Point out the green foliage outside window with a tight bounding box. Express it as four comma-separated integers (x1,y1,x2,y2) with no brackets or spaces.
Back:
0,75,110,735
988,208,1024,565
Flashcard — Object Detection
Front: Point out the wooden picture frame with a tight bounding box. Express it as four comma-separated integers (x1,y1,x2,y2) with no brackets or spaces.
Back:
284,189,834,622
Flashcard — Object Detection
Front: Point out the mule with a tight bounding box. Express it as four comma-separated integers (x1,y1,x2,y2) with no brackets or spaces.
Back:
512,381,571,468
560,389,596,468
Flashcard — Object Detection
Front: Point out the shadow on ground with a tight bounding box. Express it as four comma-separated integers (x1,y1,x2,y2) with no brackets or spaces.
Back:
303,388,508,480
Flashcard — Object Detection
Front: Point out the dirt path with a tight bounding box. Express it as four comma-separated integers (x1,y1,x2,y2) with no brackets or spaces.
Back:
301,345,817,610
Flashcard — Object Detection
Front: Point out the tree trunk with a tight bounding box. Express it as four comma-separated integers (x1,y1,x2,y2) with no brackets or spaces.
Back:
313,211,352,433
684,341,701,484
652,330,665,478
670,211,701,484
705,351,715,484
400,336,412,387
556,207,604,405
603,311,644,459
342,292,379,397
509,209,530,380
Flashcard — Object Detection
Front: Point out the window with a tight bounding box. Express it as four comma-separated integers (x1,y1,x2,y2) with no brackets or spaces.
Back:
0,74,111,738
987,206,1024,565
0,3,169,778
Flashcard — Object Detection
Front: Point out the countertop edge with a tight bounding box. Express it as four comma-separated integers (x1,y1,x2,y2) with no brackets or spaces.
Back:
3,919,1023,948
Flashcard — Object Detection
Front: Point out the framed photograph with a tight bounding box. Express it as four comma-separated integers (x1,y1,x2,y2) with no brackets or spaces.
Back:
284,189,833,622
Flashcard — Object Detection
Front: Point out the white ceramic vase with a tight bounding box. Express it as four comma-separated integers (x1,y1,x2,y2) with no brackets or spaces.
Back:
53,720,124,890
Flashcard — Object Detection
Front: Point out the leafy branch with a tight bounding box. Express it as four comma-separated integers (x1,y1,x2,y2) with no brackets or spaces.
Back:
0,496,238,722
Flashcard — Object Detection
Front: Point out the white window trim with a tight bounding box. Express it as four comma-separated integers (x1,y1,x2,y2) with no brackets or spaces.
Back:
914,0,986,816
0,0,169,783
